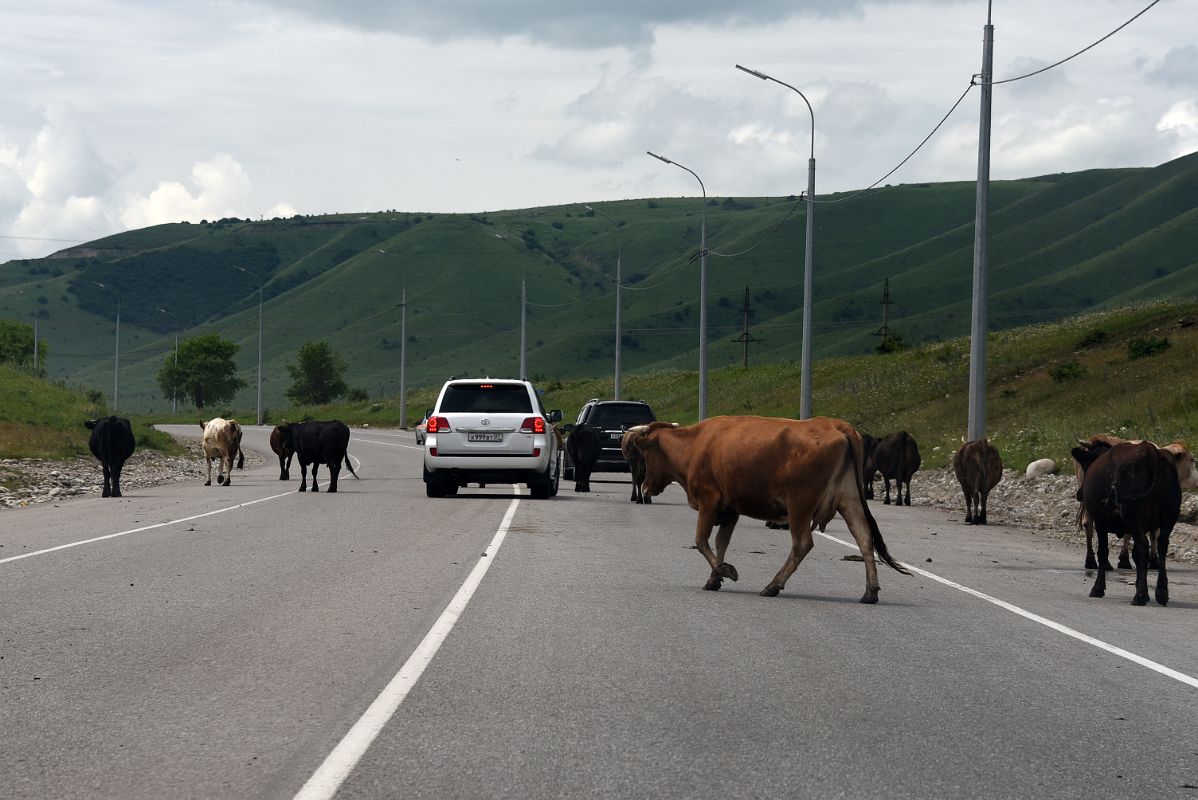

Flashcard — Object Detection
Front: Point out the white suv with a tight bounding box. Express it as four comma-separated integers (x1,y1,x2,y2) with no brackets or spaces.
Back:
422,378,563,498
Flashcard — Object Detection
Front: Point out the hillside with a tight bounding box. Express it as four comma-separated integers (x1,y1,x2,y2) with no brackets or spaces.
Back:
0,152,1196,415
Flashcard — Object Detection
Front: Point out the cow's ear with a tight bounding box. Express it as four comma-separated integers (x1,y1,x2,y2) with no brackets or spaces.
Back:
632,431,657,452
199,421,206,430
84,419,97,430
1072,446,1099,470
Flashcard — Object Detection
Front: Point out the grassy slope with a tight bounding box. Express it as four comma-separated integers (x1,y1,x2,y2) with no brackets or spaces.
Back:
287,299,1198,476
0,154,1195,416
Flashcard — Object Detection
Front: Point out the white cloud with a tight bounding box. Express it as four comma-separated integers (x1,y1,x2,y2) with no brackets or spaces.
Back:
1157,99,1198,158
120,153,253,228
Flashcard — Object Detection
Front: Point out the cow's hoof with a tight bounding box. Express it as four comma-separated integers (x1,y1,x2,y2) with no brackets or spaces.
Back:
703,576,722,591
759,585,781,597
1103,561,1115,572
883,498,891,505
716,562,738,582
859,588,879,604
1088,585,1105,598
644,497,652,504
298,486,307,492
1155,590,1169,607
112,490,122,498
327,487,337,493
1131,594,1148,607
1084,555,1098,569
1117,556,1132,569
102,489,111,498
204,480,212,486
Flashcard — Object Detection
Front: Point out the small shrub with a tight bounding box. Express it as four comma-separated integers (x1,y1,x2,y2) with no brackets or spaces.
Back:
1075,329,1108,349
1127,336,1171,360
1049,360,1085,383
347,387,369,402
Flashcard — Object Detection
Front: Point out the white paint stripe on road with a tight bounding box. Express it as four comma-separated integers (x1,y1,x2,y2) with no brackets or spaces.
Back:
0,491,295,567
352,438,423,451
293,491,523,800
816,531,1198,690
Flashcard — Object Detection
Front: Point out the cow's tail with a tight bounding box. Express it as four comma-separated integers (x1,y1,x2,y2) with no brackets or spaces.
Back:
236,447,245,470
344,452,360,478
846,436,910,575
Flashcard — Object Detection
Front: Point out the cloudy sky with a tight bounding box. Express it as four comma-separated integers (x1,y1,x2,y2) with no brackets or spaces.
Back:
1,0,1194,259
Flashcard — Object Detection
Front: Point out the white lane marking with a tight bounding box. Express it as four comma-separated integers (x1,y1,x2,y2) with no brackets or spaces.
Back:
293,490,523,800
0,491,295,567
351,438,423,451
816,531,1198,690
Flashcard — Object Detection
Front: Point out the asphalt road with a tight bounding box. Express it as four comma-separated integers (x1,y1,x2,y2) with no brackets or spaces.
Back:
2,425,1196,800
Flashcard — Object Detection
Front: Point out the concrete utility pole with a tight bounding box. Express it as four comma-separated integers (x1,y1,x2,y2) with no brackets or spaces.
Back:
93,282,120,412
968,4,995,442
519,272,527,379
584,204,623,400
376,249,408,427
157,306,180,413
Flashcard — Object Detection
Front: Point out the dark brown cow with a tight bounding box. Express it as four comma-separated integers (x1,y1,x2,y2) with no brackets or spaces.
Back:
270,425,295,480
952,438,1003,525
1074,435,1198,569
620,425,652,504
860,432,879,499
85,416,136,498
1073,441,1181,606
564,422,602,492
630,415,909,603
872,431,921,505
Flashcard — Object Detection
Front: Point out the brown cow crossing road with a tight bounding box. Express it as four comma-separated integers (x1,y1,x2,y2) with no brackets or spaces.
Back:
1,425,1196,799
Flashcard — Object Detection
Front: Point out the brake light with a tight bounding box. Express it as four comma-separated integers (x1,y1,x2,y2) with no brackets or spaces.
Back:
427,416,451,434
520,417,546,434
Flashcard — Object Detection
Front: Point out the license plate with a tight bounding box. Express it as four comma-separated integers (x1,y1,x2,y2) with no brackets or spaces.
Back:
610,432,623,440
468,432,503,442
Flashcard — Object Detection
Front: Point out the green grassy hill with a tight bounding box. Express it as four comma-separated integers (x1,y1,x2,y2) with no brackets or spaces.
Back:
1,152,1196,416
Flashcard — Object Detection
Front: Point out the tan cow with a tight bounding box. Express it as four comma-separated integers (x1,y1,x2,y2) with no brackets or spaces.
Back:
630,415,909,603
952,438,1003,525
1074,434,1197,569
200,417,242,486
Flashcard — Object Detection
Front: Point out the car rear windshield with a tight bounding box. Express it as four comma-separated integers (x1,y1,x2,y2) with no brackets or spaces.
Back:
440,384,533,413
588,404,655,428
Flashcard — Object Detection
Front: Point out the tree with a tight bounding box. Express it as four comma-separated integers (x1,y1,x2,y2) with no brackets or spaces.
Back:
157,332,246,408
286,341,348,405
0,320,48,370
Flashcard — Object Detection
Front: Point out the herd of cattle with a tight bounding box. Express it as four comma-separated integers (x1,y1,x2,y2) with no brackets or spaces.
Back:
80,411,1194,606
83,415,358,497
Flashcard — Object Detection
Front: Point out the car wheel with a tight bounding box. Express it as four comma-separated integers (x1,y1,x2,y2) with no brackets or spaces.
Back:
424,466,454,498
530,460,555,499
548,452,561,497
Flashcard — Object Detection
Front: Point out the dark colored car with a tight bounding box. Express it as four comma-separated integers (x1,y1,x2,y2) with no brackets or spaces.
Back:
563,399,657,478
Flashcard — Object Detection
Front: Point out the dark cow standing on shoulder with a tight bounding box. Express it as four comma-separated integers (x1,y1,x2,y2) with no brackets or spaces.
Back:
630,415,909,603
270,425,296,480
564,422,602,492
84,416,136,498
872,431,921,506
277,420,359,492
952,438,1003,524
1073,434,1197,570
1072,441,1181,606
620,424,658,504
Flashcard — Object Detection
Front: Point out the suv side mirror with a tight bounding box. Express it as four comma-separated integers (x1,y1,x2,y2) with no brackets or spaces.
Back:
548,410,563,423
424,408,434,417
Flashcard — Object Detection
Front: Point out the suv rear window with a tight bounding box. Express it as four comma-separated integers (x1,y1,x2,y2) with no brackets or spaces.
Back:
588,404,655,428
440,384,533,413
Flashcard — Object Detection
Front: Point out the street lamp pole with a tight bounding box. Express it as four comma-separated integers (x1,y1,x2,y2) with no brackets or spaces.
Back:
647,151,708,420
376,250,409,427
236,266,264,426
156,306,180,414
93,282,120,412
519,271,527,379
583,204,623,400
736,64,817,419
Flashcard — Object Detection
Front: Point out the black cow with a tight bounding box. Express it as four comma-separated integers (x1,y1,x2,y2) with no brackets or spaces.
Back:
84,416,136,498
278,420,360,492
860,432,880,500
565,423,602,492
620,425,652,504
270,425,295,480
872,431,921,506
1073,441,1181,606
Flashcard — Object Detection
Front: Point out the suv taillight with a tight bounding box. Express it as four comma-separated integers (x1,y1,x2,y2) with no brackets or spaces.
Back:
520,417,545,434
427,416,451,434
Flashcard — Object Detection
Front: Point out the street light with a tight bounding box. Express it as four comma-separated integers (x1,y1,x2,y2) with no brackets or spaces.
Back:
647,150,709,420
235,266,264,426
736,63,817,419
92,282,120,412
583,204,624,400
376,250,408,428
156,306,179,414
